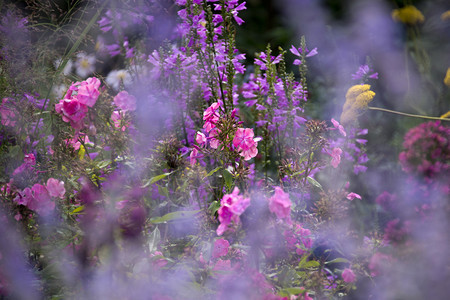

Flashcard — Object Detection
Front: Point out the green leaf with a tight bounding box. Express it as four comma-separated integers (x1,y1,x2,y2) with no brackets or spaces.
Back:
307,176,323,191
204,167,222,179
70,205,85,215
157,185,170,198
284,287,307,295
148,226,160,253
96,160,111,169
142,172,172,188
303,260,320,268
208,201,221,214
223,169,233,191
325,257,350,265
150,210,200,224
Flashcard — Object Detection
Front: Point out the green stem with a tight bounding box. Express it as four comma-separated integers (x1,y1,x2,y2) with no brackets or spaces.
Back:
368,107,450,121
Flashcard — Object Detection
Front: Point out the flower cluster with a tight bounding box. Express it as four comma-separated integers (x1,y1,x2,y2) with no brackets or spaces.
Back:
217,187,250,235
398,121,450,181
284,223,313,256
268,186,291,221
340,84,375,126
392,5,425,25
55,77,101,131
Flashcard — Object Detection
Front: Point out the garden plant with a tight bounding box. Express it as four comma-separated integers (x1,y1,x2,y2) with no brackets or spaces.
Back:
0,0,449,299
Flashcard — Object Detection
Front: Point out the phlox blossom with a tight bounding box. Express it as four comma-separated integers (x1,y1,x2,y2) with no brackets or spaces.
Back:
55,77,101,131
46,178,65,199
329,147,343,168
217,187,250,236
347,192,361,201
195,131,206,145
203,102,221,132
232,128,260,160
113,91,136,111
342,268,356,283
268,186,291,221
212,238,230,259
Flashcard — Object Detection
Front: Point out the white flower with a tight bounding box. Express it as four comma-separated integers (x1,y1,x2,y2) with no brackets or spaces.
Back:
54,58,73,76
106,69,132,90
52,84,68,99
75,52,96,78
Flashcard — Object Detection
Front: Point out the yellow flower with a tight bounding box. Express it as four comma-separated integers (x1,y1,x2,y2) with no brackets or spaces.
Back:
340,84,376,126
392,5,425,25
441,10,450,21
444,68,450,87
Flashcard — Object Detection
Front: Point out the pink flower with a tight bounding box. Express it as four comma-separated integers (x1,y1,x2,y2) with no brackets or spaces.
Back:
347,192,361,201
209,129,221,149
55,98,88,129
217,187,250,236
232,128,259,160
195,131,206,145
369,252,392,277
268,186,291,220
329,147,343,168
113,91,136,111
77,77,101,107
27,184,55,215
342,268,356,283
331,118,347,136
212,238,230,259
46,178,65,199
190,147,201,165
55,77,101,131
203,102,221,132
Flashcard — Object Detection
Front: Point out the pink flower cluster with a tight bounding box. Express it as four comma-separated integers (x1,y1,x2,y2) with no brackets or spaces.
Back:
284,223,313,256
192,102,260,163
232,127,260,161
399,121,449,181
268,186,291,221
14,178,65,216
217,187,250,236
211,238,230,259
55,77,101,131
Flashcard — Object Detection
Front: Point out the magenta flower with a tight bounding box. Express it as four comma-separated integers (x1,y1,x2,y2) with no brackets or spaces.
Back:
203,102,221,132
290,45,318,65
212,238,230,259
46,178,65,199
113,91,137,111
26,184,55,215
331,118,347,137
77,77,101,107
195,131,206,145
232,128,259,160
352,64,378,81
329,147,343,168
217,187,250,236
347,192,361,201
342,268,356,283
190,147,203,165
268,186,291,221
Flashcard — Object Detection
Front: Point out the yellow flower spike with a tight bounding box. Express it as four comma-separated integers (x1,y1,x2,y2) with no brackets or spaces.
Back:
345,84,371,100
444,68,450,87
340,84,376,126
354,90,376,110
441,11,450,21
392,5,425,25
